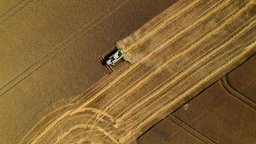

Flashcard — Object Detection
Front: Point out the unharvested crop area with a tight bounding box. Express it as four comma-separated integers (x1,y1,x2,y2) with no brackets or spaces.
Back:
1,0,256,144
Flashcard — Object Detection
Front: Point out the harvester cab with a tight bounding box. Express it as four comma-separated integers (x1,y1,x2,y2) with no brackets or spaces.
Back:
99,48,125,73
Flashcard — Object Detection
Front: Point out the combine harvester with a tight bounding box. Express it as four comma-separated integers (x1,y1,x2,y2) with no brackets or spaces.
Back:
99,48,125,73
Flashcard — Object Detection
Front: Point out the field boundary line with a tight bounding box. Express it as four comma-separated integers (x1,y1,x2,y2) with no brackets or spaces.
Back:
221,76,256,109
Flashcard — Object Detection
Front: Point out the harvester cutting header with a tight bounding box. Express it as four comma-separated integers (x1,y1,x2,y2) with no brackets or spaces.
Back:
99,48,125,73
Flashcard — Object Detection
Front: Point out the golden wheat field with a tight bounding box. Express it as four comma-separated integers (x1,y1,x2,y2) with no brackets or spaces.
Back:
1,0,256,144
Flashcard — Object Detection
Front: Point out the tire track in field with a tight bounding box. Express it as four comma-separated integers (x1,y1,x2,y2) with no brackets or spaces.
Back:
26,103,134,144
28,109,117,144
221,76,256,109
54,124,119,144
0,0,34,24
33,108,136,144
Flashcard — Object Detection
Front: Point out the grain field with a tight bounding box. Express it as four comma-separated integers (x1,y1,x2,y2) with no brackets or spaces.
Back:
17,0,256,143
